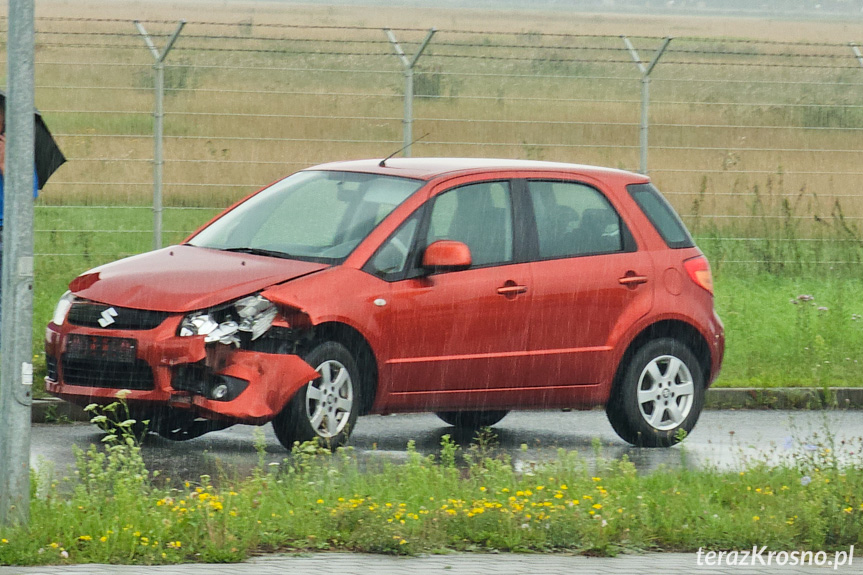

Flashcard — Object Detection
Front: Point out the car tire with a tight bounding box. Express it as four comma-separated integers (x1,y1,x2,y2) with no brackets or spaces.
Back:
606,338,705,448
435,410,509,430
272,341,360,450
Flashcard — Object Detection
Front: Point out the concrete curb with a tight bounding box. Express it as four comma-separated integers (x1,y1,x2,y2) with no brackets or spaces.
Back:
31,397,90,423
30,387,863,424
705,387,863,410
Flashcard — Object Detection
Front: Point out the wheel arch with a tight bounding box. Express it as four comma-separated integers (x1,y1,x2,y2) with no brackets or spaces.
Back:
613,320,712,393
308,321,378,415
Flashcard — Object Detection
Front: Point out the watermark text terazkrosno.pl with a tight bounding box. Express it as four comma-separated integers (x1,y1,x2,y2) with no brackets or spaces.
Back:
697,546,855,570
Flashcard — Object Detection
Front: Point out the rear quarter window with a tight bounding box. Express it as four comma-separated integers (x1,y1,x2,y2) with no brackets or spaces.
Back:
627,183,694,249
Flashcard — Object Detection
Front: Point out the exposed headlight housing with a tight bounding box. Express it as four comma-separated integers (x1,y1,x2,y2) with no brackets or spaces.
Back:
234,294,278,340
51,291,76,326
179,294,277,346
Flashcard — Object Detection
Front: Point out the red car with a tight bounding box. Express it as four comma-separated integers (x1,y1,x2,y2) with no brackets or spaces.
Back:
46,158,724,448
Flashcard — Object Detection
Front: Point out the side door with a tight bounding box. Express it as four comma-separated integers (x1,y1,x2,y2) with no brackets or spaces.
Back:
524,179,654,386
366,179,533,408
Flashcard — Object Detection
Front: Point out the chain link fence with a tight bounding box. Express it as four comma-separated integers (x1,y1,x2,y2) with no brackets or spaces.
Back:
3,16,863,275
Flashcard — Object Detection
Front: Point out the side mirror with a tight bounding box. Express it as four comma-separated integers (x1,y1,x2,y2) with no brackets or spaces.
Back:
421,240,472,273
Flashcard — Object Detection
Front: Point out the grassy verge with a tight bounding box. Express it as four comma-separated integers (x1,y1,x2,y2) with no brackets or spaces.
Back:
1,404,861,565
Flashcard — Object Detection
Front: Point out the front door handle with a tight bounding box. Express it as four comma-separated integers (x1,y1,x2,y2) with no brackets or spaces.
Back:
497,281,528,298
618,272,648,287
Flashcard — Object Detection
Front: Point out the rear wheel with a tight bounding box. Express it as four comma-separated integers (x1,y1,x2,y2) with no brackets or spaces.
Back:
272,341,360,450
606,338,704,447
435,410,509,430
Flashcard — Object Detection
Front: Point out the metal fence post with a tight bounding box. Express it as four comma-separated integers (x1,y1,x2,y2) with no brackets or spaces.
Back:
0,0,36,528
135,20,185,251
851,42,863,68
385,28,436,157
622,36,671,175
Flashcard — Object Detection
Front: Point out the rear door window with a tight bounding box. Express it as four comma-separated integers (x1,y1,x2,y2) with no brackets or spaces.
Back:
527,180,633,259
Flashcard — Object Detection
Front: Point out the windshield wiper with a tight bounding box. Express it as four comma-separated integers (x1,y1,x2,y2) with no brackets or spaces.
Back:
221,247,294,259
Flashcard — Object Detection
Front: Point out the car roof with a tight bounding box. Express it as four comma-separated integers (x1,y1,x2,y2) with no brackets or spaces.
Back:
306,157,650,183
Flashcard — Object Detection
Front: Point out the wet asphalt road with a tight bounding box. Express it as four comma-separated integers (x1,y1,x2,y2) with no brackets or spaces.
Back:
29,409,863,481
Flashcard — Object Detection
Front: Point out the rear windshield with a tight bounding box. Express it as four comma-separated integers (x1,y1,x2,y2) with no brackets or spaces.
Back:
627,183,694,249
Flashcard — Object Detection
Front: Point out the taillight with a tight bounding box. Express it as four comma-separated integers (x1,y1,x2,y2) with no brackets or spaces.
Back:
683,255,713,294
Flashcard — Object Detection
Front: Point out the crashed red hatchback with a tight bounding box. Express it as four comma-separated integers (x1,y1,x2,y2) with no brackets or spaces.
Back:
46,158,724,448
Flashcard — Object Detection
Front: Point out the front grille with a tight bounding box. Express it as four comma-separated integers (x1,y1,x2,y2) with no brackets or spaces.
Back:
68,303,169,330
61,356,155,390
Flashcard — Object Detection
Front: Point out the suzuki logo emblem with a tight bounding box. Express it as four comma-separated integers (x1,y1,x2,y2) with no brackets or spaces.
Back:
98,307,118,327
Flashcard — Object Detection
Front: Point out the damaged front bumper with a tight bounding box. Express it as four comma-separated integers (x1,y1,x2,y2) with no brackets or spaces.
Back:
45,310,319,425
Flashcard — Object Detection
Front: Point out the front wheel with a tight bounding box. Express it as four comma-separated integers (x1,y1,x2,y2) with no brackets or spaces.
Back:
272,341,360,450
606,338,705,448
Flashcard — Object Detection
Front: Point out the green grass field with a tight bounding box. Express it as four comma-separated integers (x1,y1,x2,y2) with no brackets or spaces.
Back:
715,274,863,388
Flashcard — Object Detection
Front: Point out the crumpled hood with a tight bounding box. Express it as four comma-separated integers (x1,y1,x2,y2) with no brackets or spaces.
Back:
70,245,329,313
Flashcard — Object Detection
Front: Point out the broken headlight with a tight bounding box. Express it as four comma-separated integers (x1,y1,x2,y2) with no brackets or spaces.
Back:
179,295,277,346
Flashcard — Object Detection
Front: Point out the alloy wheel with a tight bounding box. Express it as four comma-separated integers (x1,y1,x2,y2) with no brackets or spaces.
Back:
305,359,354,438
636,354,694,431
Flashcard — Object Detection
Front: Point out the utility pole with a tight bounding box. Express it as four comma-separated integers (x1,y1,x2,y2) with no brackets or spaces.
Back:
0,0,36,528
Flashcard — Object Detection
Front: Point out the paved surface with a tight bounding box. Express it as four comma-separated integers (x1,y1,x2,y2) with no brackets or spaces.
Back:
1,551,858,574
29,409,863,483
30,388,863,426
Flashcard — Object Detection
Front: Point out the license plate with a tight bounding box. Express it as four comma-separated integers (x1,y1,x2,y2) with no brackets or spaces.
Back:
65,334,137,363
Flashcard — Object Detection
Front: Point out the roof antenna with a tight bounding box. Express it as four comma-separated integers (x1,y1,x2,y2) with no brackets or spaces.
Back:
379,132,430,167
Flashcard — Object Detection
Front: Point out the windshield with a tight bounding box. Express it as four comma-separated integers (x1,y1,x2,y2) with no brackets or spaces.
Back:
188,170,423,263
